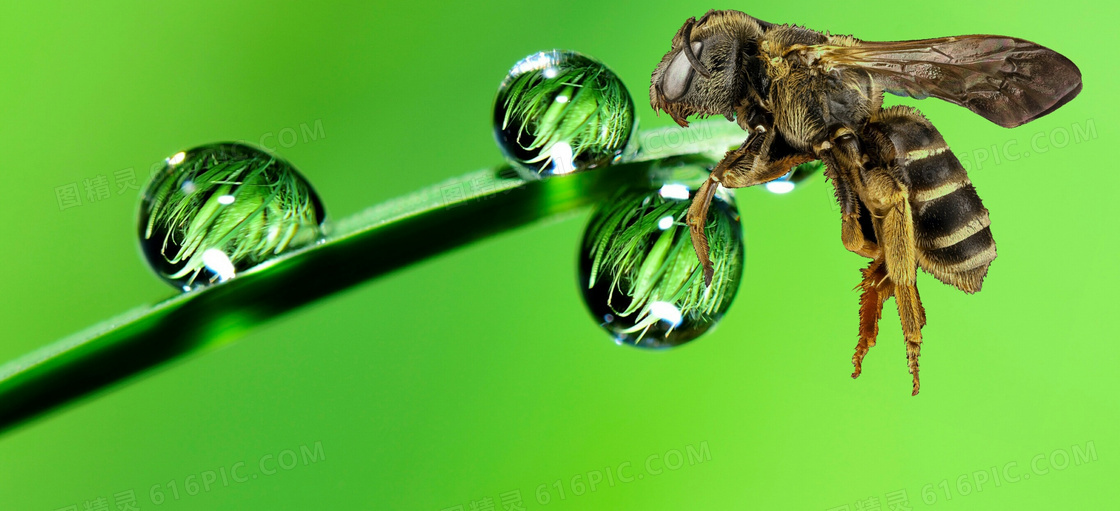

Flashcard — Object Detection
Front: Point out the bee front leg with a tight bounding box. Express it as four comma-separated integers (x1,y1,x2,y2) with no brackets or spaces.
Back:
716,130,814,189
686,176,721,287
687,130,813,286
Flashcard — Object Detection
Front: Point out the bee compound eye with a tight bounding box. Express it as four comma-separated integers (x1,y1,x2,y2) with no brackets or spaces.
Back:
662,41,703,100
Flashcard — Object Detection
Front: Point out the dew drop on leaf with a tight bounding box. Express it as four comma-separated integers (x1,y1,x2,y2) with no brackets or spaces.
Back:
138,143,326,291
494,50,636,179
579,185,744,348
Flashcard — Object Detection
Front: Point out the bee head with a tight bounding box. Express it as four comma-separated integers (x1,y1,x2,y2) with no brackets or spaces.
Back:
650,11,771,127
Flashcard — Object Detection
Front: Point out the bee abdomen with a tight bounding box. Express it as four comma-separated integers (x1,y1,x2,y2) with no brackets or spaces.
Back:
913,184,996,293
868,106,996,293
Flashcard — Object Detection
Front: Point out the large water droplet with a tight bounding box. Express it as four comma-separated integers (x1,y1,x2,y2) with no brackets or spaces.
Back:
579,185,744,348
494,50,636,179
138,143,326,291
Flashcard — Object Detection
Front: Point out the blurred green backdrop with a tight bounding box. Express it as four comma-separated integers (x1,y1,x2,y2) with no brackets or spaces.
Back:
0,0,1115,509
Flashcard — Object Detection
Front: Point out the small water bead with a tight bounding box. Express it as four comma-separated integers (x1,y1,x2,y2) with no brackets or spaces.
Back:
765,160,824,194
138,143,326,291
494,50,636,179
579,185,744,348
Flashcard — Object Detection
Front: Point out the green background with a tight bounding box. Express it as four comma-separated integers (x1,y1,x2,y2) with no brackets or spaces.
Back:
0,0,1115,509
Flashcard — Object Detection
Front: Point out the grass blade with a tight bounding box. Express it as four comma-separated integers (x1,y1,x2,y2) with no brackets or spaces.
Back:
0,121,745,436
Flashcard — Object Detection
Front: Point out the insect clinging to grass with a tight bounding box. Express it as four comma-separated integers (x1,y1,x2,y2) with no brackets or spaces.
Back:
649,10,1082,394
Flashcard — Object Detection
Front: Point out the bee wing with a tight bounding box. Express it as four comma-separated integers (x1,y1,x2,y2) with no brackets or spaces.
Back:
814,35,1082,127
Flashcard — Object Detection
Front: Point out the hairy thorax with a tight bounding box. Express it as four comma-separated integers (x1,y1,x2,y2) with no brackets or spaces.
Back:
762,29,882,152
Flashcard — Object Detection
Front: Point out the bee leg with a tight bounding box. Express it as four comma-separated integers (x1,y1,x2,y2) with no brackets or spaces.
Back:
823,152,880,260
897,280,927,396
827,153,892,379
716,130,814,189
865,169,927,395
853,258,892,378
688,131,814,286
685,136,754,285
686,175,720,286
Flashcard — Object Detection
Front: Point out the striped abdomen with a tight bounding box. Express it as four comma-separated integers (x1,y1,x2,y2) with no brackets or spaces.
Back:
868,106,996,293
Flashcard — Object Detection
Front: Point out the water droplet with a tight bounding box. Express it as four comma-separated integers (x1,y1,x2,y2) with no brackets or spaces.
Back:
494,50,636,179
579,186,744,348
138,142,326,291
765,160,824,194
764,179,795,194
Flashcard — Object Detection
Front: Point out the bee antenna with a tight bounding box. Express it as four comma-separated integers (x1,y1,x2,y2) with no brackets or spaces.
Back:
681,18,712,79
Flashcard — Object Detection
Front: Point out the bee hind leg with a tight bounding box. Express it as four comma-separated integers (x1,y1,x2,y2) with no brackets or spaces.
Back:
853,258,892,379
831,161,890,380
865,169,928,395
896,280,927,396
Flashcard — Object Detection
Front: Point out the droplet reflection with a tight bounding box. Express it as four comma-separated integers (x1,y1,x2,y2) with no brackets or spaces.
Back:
579,186,744,348
493,50,636,179
138,142,326,291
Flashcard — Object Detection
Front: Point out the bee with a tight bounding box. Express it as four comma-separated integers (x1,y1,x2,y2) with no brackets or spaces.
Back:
650,10,1082,394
